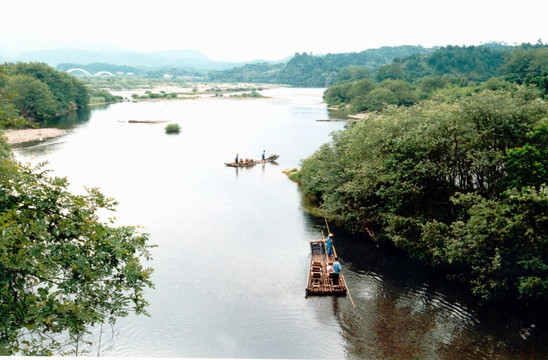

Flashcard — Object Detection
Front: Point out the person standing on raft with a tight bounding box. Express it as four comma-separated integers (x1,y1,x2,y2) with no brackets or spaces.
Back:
326,233,334,257
332,257,341,285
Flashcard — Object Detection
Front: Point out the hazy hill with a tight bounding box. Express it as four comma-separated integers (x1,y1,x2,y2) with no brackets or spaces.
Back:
11,48,282,72
208,45,436,86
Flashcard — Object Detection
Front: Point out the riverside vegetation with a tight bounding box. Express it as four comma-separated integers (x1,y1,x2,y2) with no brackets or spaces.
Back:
1,65,155,354
297,44,548,310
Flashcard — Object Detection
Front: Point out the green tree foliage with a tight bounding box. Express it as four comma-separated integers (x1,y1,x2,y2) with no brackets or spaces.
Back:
375,63,406,82
379,79,419,106
89,89,122,104
504,123,548,189
0,65,30,130
299,87,548,303
207,46,432,86
335,66,371,83
348,79,376,111
4,75,58,121
360,87,399,112
501,47,548,95
413,76,449,99
324,43,548,112
424,45,506,81
0,160,154,355
323,82,354,106
3,62,90,123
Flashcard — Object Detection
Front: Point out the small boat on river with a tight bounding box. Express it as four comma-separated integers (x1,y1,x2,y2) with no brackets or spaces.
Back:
305,238,347,296
225,154,279,168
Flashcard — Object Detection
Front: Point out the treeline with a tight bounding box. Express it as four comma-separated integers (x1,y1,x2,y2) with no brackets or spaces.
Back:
207,45,433,86
324,43,548,112
0,62,90,125
298,77,548,305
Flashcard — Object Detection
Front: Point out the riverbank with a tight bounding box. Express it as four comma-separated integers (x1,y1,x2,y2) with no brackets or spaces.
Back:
3,128,66,145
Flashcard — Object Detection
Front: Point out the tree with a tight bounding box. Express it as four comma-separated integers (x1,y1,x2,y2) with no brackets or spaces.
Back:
335,66,371,83
375,63,406,82
6,63,90,122
4,75,57,121
0,160,154,355
323,83,353,106
379,79,419,106
360,87,398,112
347,79,376,111
504,123,548,189
10,62,89,110
414,76,449,98
0,65,30,131
501,48,548,95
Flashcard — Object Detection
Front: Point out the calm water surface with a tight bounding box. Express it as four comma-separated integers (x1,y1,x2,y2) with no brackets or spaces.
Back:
13,88,546,359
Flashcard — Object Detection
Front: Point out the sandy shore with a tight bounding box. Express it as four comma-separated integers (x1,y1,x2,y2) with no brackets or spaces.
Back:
109,83,281,100
3,128,66,145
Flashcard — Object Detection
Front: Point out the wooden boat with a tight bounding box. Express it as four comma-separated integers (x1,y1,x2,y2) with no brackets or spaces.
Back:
225,154,279,167
305,238,347,296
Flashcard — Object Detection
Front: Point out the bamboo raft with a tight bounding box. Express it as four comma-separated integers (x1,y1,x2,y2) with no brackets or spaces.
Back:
225,154,279,168
305,239,347,296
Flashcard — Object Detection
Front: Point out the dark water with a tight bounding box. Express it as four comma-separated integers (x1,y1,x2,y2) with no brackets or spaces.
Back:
13,88,546,359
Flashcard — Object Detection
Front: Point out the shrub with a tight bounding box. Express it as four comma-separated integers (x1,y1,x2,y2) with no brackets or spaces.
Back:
165,123,181,134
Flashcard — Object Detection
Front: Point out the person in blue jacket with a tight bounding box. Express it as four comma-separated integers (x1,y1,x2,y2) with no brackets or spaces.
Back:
332,257,341,285
326,233,334,257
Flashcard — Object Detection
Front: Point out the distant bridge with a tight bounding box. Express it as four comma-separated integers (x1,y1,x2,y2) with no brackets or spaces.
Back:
66,68,115,77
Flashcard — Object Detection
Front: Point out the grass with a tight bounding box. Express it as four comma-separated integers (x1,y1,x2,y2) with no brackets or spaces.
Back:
282,168,300,182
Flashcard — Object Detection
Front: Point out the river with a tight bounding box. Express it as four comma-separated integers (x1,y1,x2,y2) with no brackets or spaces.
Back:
12,87,546,359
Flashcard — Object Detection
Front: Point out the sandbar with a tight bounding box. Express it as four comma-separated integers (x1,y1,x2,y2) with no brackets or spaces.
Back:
3,128,66,145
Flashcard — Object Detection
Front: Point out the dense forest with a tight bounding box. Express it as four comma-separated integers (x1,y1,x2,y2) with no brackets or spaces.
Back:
297,44,548,308
0,62,89,125
206,43,546,88
324,43,548,113
207,45,434,86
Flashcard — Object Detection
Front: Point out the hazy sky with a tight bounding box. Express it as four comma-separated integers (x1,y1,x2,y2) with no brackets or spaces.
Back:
1,0,546,62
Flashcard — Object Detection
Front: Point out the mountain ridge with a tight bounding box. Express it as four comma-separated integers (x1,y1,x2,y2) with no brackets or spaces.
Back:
7,47,287,71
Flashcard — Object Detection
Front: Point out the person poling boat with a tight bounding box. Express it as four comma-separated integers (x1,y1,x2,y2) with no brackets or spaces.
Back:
331,257,341,285
326,233,334,257
304,218,356,308
224,153,280,167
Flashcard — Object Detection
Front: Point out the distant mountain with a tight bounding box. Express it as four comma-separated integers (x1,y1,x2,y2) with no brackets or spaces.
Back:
12,48,282,72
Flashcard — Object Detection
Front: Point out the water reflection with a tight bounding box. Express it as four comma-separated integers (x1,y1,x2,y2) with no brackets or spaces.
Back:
41,107,92,129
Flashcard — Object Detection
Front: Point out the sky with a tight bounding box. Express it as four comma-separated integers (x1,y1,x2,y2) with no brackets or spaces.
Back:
1,0,547,62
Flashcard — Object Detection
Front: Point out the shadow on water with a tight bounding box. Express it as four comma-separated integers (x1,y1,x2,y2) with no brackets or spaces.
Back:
303,213,546,359
10,108,93,153
41,107,93,129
